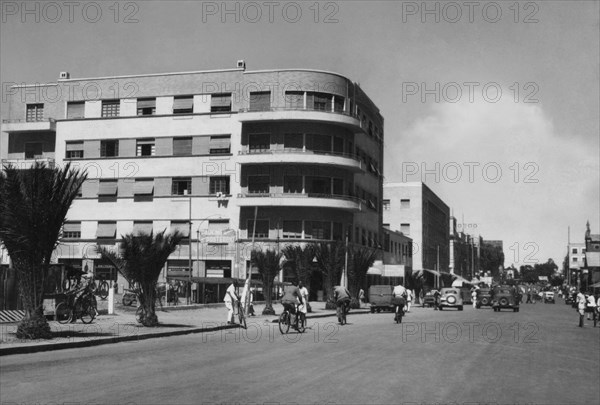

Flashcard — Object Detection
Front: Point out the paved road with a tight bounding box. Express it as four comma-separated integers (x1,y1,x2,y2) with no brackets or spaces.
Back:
2,300,598,404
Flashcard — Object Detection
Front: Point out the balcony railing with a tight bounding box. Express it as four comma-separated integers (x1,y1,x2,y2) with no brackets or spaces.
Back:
238,192,362,203
238,148,359,161
2,118,56,124
1,158,55,169
1,118,57,133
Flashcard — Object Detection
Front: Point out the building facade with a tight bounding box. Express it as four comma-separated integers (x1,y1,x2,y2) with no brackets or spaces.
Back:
382,182,449,273
449,216,480,278
1,63,385,300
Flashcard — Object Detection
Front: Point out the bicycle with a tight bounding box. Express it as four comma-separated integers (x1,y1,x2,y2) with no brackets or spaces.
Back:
337,299,350,325
234,300,247,329
279,303,305,334
55,290,97,324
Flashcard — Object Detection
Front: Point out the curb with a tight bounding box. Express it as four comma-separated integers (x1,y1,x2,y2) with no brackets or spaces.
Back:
0,310,371,356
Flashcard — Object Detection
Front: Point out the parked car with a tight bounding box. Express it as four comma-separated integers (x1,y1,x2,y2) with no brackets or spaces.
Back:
543,291,555,304
492,286,520,312
369,285,394,313
476,288,493,308
439,288,463,311
422,290,438,308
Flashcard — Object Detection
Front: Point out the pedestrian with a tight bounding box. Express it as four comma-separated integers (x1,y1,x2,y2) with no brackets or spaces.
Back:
406,289,413,313
576,289,586,327
298,280,310,319
526,286,532,304
471,287,477,309
433,289,441,310
586,292,597,321
247,288,256,316
224,279,239,324
359,288,365,308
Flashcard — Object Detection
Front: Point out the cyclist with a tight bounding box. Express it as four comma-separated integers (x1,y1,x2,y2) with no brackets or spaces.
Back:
392,284,407,322
281,281,304,321
332,285,351,323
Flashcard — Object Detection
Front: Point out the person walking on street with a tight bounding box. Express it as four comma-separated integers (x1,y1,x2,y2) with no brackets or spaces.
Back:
586,292,597,321
471,287,477,309
406,289,413,313
576,289,586,327
224,279,239,324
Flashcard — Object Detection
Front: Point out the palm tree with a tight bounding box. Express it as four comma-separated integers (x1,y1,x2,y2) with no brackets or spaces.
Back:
313,241,345,309
0,162,87,339
282,244,315,288
251,248,281,315
347,245,378,308
99,230,183,326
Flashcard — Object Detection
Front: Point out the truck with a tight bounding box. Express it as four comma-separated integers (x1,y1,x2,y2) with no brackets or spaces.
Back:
368,285,394,313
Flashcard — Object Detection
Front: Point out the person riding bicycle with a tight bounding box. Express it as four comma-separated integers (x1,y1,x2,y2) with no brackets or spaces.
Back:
392,284,407,322
281,281,304,318
332,285,351,323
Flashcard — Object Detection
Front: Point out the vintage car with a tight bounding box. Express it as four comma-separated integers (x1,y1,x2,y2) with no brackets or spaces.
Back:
368,285,394,313
438,288,463,311
492,286,520,312
543,291,555,304
476,288,493,308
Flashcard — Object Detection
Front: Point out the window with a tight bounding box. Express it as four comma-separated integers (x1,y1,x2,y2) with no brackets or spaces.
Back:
306,221,331,240
66,101,84,119
170,221,190,238
333,137,344,153
248,175,270,194
63,222,81,239
101,100,120,117
332,178,344,195
133,221,153,235
26,103,44,122
173,137,192,156
333,223,343,240
136,139,155,156
208,219,230,233
211,93,232,112
137,98,156,116
173,96,193,114
100,140,119,157
383,199,391,210
98,180,118,201
66,141,84,159
96,221,117,239
284,133,303,150
209,176,230,195
306,176,331,194
249,91,270,111
307,134,331,153
24,143,43,159
312,93,331,111
572,248,578,254
172,178,192,195
401,199,410,209
333,96,344,113
209,135,231,154
248,220,269,239
284,175,302,193
133,179,154,201
573,257,578,262
285,91,304,109
400,223,410,235
282,221,302,239
248,133,270,152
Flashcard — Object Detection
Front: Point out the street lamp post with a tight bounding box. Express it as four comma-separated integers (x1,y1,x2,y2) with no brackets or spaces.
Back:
187,193,192,305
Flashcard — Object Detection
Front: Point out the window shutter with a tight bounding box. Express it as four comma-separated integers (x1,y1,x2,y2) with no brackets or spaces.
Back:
63,222,81,232
137,98,156,109
67,102,85,119
173,97,193,110
98,181,118,196
133,180,154,195
133,222,153,234
209,135,231,150
170,222,190,237
66,141,83,151
96,222,117,238
249,92,271,111
173,138,192,155
211,94,231,108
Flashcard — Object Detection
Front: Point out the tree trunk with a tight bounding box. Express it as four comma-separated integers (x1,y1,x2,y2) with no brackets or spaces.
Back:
262,281,276,315
16,262,51,339
140,282,159,327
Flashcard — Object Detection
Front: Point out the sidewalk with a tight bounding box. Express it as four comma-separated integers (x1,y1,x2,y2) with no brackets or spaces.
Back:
0,302,370,355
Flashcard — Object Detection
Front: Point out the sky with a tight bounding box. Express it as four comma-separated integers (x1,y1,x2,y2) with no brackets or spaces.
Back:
1,0,598,268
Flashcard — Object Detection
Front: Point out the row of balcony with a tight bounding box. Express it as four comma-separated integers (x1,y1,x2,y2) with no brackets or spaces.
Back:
2,107,377,140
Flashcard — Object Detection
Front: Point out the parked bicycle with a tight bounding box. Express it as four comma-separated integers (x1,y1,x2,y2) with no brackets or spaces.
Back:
234,299,247,329
279,304,305,334
90,278,110,300
55,288,97,324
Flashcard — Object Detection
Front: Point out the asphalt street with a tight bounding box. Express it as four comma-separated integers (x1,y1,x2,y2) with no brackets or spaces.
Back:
1,300,598,405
